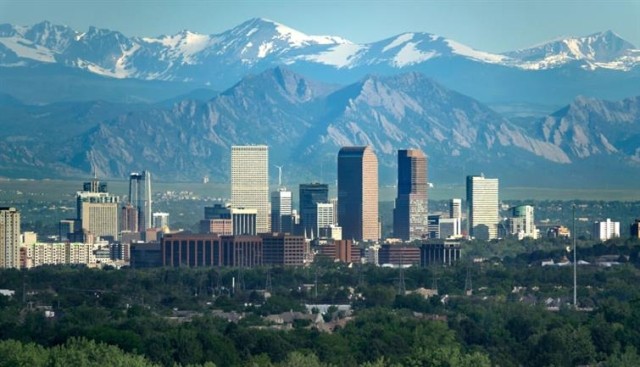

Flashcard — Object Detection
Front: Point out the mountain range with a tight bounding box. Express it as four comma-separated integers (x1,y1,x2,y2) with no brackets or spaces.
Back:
1,66,639,187
1,19,640,187
2,19,640,105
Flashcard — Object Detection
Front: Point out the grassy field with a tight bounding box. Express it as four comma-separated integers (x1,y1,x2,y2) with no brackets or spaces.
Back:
0,178,230,202
1,178,639,203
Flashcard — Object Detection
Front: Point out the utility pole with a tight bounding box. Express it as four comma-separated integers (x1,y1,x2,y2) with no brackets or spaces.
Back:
314,269,318,299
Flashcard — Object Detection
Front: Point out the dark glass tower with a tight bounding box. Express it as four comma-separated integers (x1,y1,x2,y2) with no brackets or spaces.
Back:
337,146,378,242
393,149,428,241
299,183,329,237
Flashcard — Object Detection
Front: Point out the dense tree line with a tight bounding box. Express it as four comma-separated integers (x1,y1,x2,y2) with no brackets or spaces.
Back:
2,241,640,365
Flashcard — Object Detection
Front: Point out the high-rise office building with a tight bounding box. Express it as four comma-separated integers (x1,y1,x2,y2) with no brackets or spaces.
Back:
77,179,119,239
330,197,339,225
466,175,499,240
393,149,428,241
153,212,170,229
450,198,462,220
337,146,378,242
121,204,138,233
593,218,620,241
509,205,538,240
316,203,335,237
128,171,152,231
299,183,329,236
0,207,20,269
271,188,292,233
231,146,270,233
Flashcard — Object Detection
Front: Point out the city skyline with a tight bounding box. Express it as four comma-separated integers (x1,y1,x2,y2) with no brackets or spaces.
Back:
0,1,637,53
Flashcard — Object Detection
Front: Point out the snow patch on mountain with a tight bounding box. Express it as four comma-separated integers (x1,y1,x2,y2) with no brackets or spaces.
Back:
0,36,55,63
257,42,274,58
445,39,508,63
393,43,438,67
298,43,365,68
272,21,349,46
382,33,414,53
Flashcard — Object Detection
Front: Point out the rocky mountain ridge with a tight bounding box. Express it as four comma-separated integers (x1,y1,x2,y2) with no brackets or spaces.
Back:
1,67,638,186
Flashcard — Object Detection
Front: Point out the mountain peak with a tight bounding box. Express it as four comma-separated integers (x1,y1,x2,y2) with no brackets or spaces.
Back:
503,29,639,70
222,66,331,104
226,17,351,47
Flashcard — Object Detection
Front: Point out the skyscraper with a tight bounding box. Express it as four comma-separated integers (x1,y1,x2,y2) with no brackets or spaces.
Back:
337,146,378,242
316,202,335,237
271,188,292,233
128,171,152,231
0,207,20,269
152,212,170,229
299,183,329,236
77,179,119,239
466,175,499,240
393,149,428,241
509,205,538,240
231,145,270,233
450,198,462,220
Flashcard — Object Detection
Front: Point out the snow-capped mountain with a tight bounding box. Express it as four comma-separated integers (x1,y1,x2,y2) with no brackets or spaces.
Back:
296,31,508,68
504,30,640,71
3,19,639,79
2,19,640,105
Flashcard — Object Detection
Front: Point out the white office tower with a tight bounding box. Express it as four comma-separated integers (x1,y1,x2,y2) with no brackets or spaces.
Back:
0,207,20,269
442,198,462,238
509,205,538,240
316,202,335,237
271,188,292,232
593,218,620,241
152,212,170,229
231,145,270,233
466,175,499,240
450,199,462,220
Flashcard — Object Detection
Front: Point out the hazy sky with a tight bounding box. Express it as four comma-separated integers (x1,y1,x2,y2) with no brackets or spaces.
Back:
0,0,638,53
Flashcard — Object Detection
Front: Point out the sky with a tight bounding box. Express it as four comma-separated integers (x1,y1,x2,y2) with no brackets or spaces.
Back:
0,0,639,53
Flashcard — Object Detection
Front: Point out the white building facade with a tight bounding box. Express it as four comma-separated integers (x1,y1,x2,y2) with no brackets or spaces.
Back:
466,175,499,240
231,146,270,234
593,218,620,241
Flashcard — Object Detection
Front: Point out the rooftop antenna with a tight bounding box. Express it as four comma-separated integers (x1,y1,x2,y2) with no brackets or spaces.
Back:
89,151,97,179
275,165,283,187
